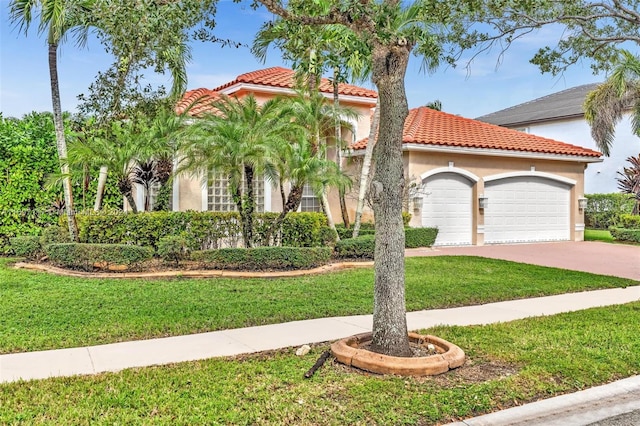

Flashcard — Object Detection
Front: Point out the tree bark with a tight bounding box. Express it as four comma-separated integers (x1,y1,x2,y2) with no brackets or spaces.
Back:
243,164,255,248
352,97,380,238
94,166,109,211
49,43,79,241
368,42,412,357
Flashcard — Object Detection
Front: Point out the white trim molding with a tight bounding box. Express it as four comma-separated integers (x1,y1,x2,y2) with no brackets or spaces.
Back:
484,171,577,186
420,166,480,183
575,223,586,232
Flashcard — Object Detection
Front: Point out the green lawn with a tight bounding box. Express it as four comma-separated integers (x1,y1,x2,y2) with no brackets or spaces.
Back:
585,228,614,242
1,256,637,354
2,303,639,425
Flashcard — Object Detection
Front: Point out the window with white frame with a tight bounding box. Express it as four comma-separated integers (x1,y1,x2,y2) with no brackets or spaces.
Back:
207,171,265,212
300,183,322,212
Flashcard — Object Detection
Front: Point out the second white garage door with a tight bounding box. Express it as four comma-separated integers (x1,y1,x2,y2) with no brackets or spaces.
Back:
421,173,473,246
484,176,571,244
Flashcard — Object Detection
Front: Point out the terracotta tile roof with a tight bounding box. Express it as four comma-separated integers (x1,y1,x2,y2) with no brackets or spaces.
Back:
352,106,602,158
213,67,378,99
175,88,221,116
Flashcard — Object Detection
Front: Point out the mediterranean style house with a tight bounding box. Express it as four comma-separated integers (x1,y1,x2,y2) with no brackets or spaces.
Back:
136,67,603,246
476,84,639,194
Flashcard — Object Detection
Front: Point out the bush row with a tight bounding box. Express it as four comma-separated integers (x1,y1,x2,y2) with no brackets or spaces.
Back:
609,227,640,243
191,247,332,271
77,210,333,249
585,194,636,229
46,243,154,272
334,227,439,259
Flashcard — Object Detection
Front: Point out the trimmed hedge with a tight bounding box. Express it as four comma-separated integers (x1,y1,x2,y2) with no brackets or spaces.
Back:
335,223,375,239
77,211,332,249
335,227,438,259
157,235,190,265
618,214,640,229
191,246,332,270
334,235,375,260
609,227,640,243
405,227,438,248
585,194,635,229
45,243,154,271
9,236,43,259
40,225,72,245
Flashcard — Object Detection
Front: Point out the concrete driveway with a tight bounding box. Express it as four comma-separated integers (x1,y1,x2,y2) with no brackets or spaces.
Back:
406,241,640,281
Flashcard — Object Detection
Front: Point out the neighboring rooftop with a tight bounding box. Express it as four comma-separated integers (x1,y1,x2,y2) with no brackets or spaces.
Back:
351,106,602,158
475,83,601,127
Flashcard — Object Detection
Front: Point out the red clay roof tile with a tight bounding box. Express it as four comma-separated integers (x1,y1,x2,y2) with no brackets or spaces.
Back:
213,67,378,99
175,88,221,116
351,106,602,158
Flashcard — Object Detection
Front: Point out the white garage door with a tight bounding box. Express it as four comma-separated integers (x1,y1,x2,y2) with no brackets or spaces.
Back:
421,173,473,246
484,177,571,244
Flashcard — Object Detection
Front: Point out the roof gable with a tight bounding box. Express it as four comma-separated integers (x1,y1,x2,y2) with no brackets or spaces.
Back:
475,83,601,126
176,67,377,116
352,106,602,159
213,67,378,100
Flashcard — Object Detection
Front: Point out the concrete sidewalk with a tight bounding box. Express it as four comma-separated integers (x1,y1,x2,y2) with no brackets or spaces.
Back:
2,285,638,384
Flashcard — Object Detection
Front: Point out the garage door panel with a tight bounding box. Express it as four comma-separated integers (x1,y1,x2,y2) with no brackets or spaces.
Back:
421,173,473,246
485,177,570,244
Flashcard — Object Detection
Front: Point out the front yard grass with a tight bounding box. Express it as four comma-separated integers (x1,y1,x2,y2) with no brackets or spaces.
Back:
1,256,637,354
585,228,615,242
2,303,639,425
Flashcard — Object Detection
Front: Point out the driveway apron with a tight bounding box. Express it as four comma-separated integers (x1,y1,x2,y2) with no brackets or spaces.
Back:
406,241,640,281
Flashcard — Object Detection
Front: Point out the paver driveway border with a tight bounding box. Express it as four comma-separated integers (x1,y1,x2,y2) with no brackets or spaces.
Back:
407,241,640,281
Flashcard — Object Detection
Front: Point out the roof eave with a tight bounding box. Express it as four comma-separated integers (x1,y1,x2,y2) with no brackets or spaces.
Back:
348,143,603,163
219,82,378,106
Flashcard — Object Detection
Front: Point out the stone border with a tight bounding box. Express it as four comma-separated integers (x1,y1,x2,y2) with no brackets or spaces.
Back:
13,260,374,279
331,332,465,376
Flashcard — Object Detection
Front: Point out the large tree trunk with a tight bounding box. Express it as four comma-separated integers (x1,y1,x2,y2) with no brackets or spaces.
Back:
368,42,412,357
352,97,380,238
49,43,79,241
94,166,109,211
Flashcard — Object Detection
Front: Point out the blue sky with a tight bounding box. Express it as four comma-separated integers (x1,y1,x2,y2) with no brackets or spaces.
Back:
0,0,606,120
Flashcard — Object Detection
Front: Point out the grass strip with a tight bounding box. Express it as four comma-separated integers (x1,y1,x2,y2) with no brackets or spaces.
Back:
0,256,637,353
2,303,639,425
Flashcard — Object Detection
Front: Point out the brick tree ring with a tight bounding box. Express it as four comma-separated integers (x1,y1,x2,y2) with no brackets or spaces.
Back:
331,332,465,376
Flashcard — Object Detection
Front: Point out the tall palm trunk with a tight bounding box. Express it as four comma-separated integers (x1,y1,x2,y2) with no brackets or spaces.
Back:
94,166,108,211
352,97,380,238
49,42,79,241
368,42,411,357
333,68,350,227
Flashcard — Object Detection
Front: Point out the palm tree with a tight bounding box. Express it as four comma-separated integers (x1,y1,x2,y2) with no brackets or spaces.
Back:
584,50,640,156
253,21,371,229
68,119,156,213
179,95,298,248
10,0,95,241
617,155,640,215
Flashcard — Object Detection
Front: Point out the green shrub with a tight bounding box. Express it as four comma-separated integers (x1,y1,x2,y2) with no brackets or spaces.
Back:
45,243,154,271
40,225,72,245
9,236,43,259
617,214,640,229
402,212,412,226
585,194,635,229
609,227,640,243
191,246,332,270
157,235,190,265
78,211,330,249
334,235,375,259
404,227,438,248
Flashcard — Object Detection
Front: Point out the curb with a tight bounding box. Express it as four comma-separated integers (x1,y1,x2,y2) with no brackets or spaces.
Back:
13,260,374,279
